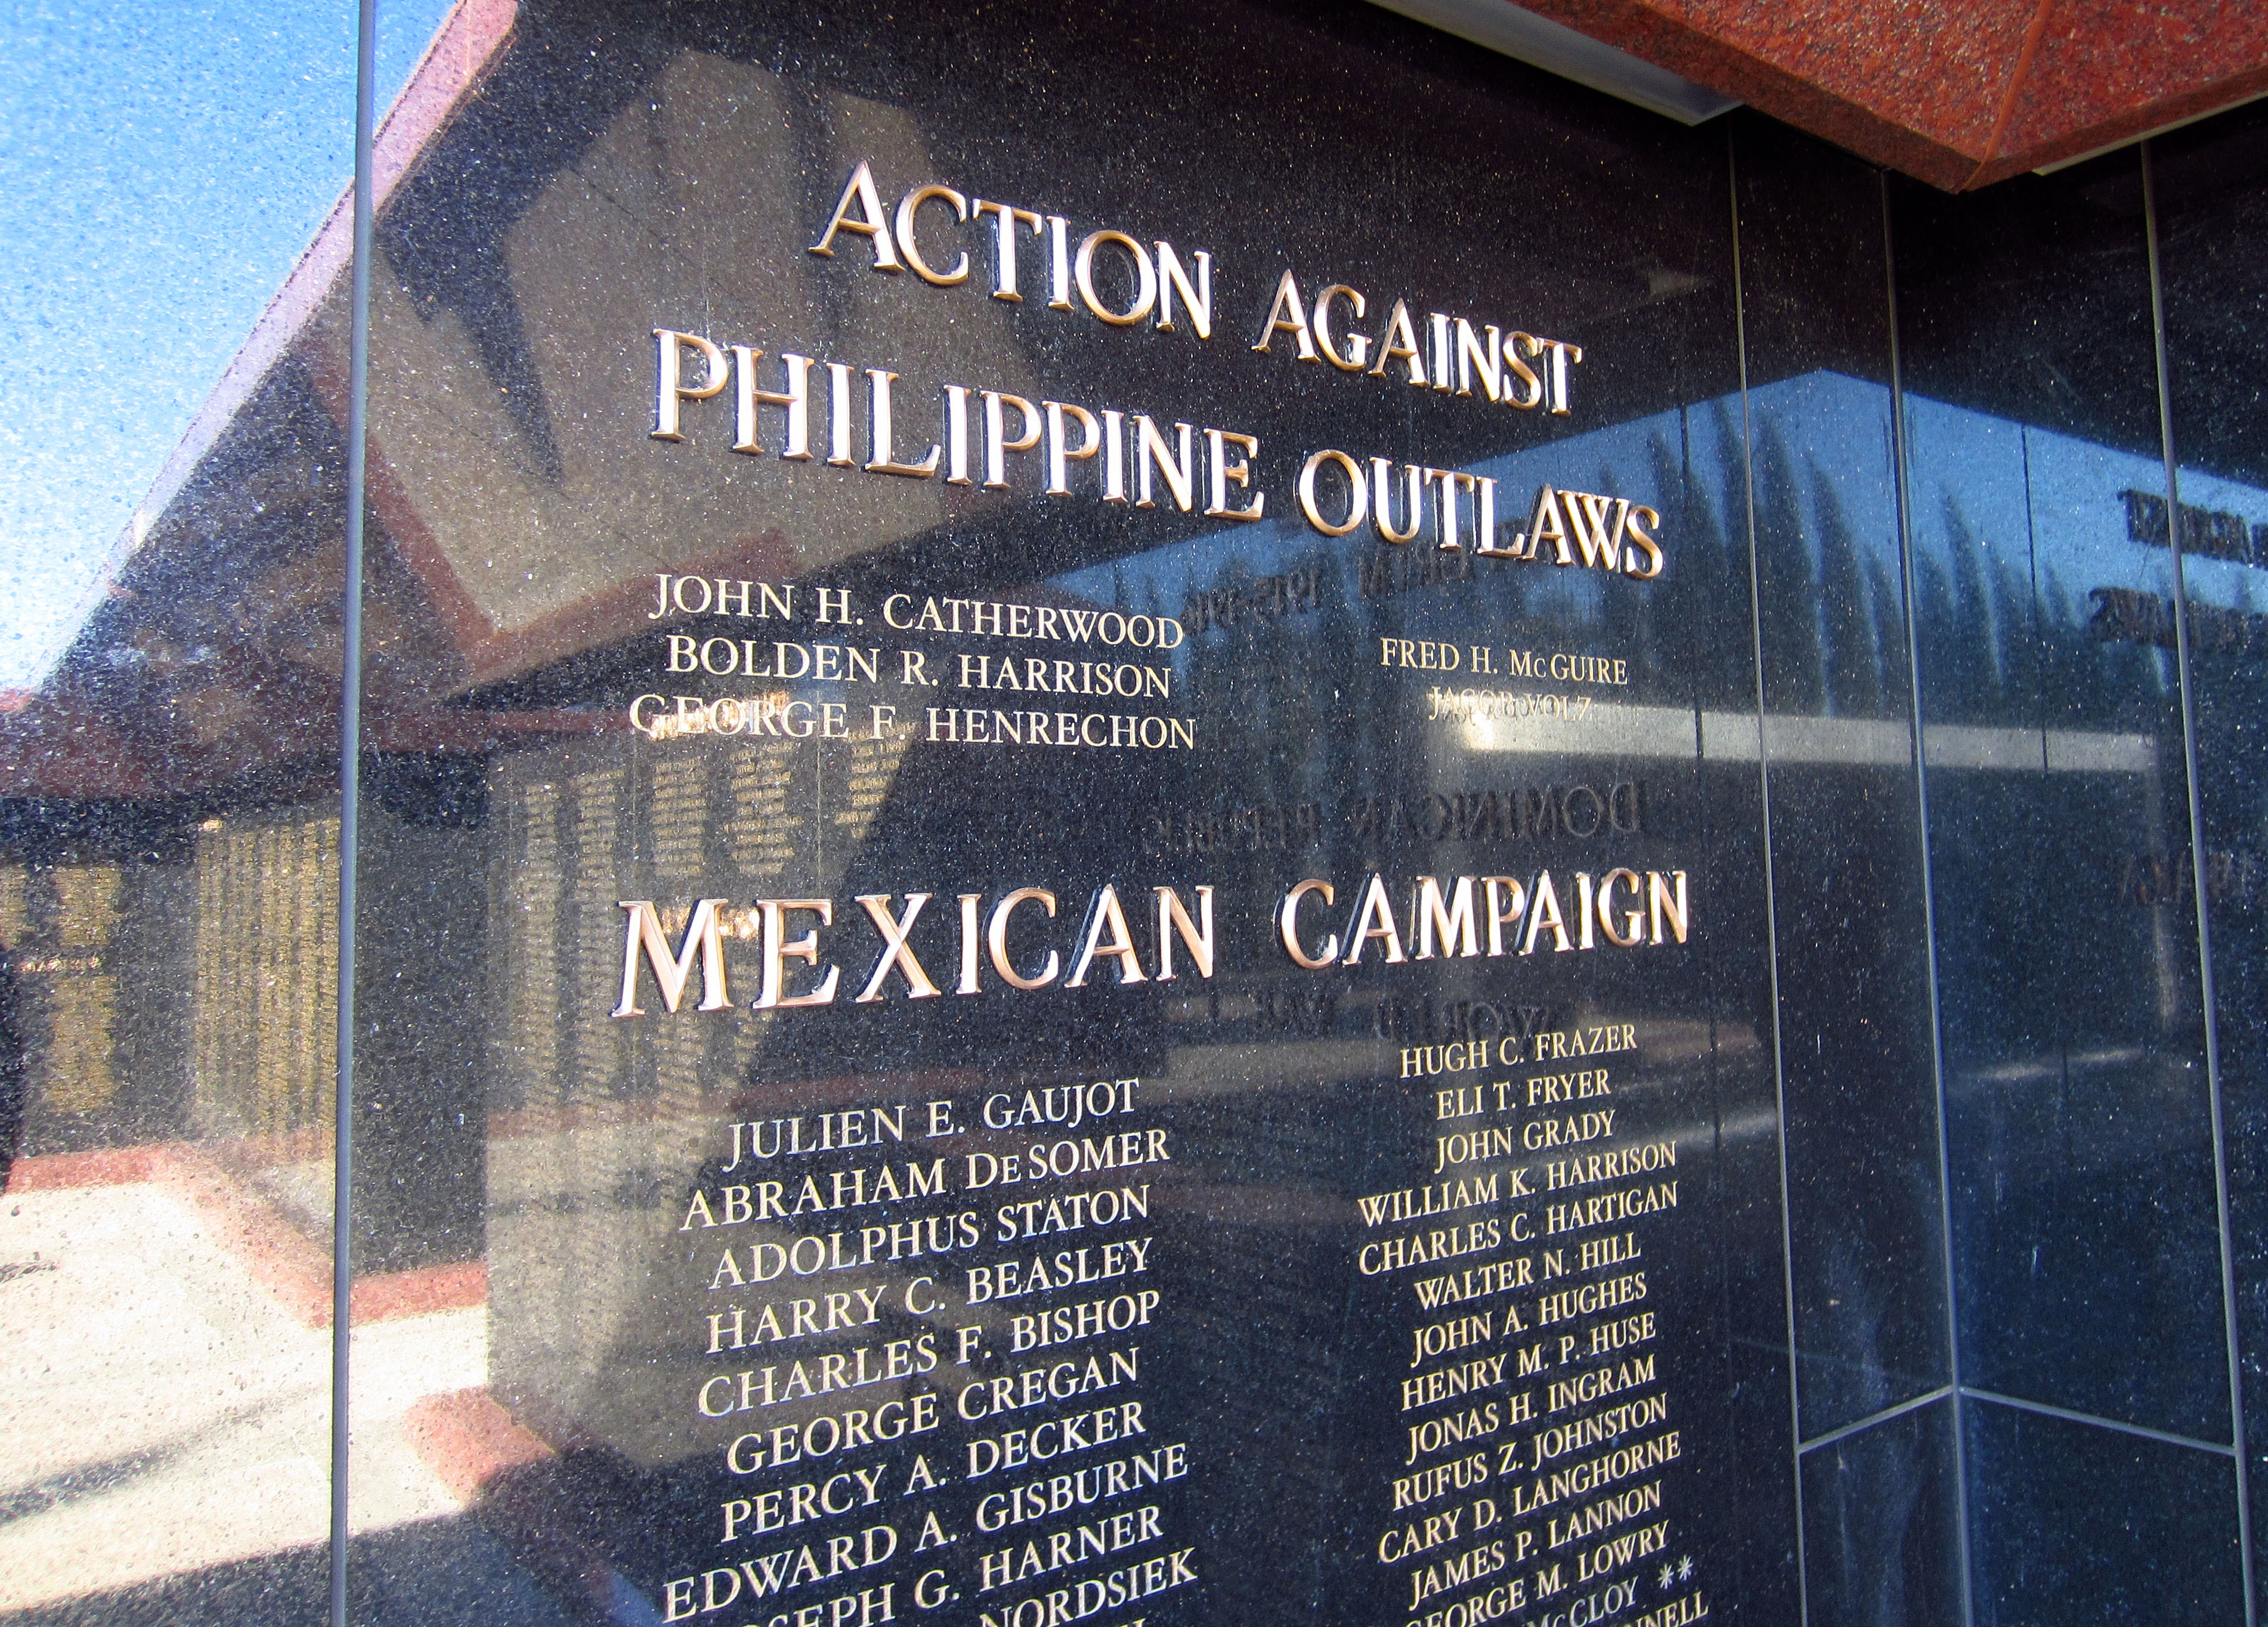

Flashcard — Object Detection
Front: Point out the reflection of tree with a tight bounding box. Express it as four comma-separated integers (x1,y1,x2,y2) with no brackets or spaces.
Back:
1662,386,2199,736
1314,547,1379,868
1903,486,2171,730
1678,400,1760,711
1156,385,2191,845
1950,497,2015,719
2034,554,2168,731
1814,460,1888,717
1754,418,1825,714
1864,548,1905,711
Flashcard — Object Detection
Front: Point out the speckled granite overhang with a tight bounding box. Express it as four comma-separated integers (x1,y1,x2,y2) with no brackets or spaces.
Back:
1521,0,2268,188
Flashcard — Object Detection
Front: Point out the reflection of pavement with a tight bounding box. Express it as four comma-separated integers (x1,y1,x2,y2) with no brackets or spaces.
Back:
0,1181,481,1610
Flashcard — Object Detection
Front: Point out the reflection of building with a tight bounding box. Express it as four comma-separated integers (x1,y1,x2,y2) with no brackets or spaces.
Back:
10,0,2268,1622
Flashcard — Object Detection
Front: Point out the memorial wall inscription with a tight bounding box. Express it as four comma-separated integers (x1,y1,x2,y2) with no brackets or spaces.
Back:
545,145,1732,1627
16,0,2268,1616
357,5,1782,1626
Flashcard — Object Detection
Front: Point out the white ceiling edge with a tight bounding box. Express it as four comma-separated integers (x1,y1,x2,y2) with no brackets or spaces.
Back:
1368,0,1740,126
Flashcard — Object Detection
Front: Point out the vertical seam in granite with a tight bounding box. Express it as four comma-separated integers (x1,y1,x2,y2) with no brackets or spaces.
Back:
1882,168,1978,1627
2143,139,2258,1627
1964,0,2058,189
331,0,378,1621
1725,123,1810,1627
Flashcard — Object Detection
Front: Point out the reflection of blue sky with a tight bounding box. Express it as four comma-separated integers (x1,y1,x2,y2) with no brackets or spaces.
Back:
2161,463,2268,613
1907,393,2268,616
0,0,452,693
1054,402,1728,632
1059,370,2268,649
1750,370,1900,559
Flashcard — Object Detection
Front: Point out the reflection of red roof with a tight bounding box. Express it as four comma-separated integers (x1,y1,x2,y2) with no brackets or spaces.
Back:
5,0,524,800
85,0,522,655
0,698,161,798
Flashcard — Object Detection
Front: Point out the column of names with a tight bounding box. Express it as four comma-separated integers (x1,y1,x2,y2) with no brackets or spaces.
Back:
1363,1029,1707,1627
661,1080,1205,1627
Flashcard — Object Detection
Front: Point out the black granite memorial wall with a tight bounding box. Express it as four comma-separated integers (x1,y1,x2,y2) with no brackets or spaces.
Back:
10,5,2268,1627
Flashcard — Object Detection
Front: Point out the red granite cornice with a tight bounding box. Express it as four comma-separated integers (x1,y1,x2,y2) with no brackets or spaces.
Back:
1519,0,2268,188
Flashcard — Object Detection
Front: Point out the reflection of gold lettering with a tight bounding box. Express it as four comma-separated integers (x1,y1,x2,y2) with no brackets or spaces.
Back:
1570,492,1627,570
1152,887,1214,981
809,162,1214,340
1064,884,1145,988
973,199,1044,300
732,348,811,459
826,361,855,466
1370,299,1426,385
1057,884,1143,988
1503,334,1544,408
923,706,1194,749
957,894,982,996
1074,230,1156,326
1314,285,1369,370
1623,506,1663,578
1648,872,1689,946
1456,318,1503,401
1597,870,1644,948
1251,278,1577,413
1484,878,1527,958
1474,476,1511,556
1047,215,1074,309
1269,875,1688,967
618,887,1221,1017
1344,875,1407,966
633,692,832,740
1373,457,1424,544
1253,270,1316,360
865,370,942,477
1528,334,1584,413
1044,401,1102,495
1299,450,1367,536
1521,485,1570,563
1155,243,1212,338
1135,417,1195,512
1523,873,1571,956
982,391,1042,487
1203,429,1264,522
1413,876,1478,960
